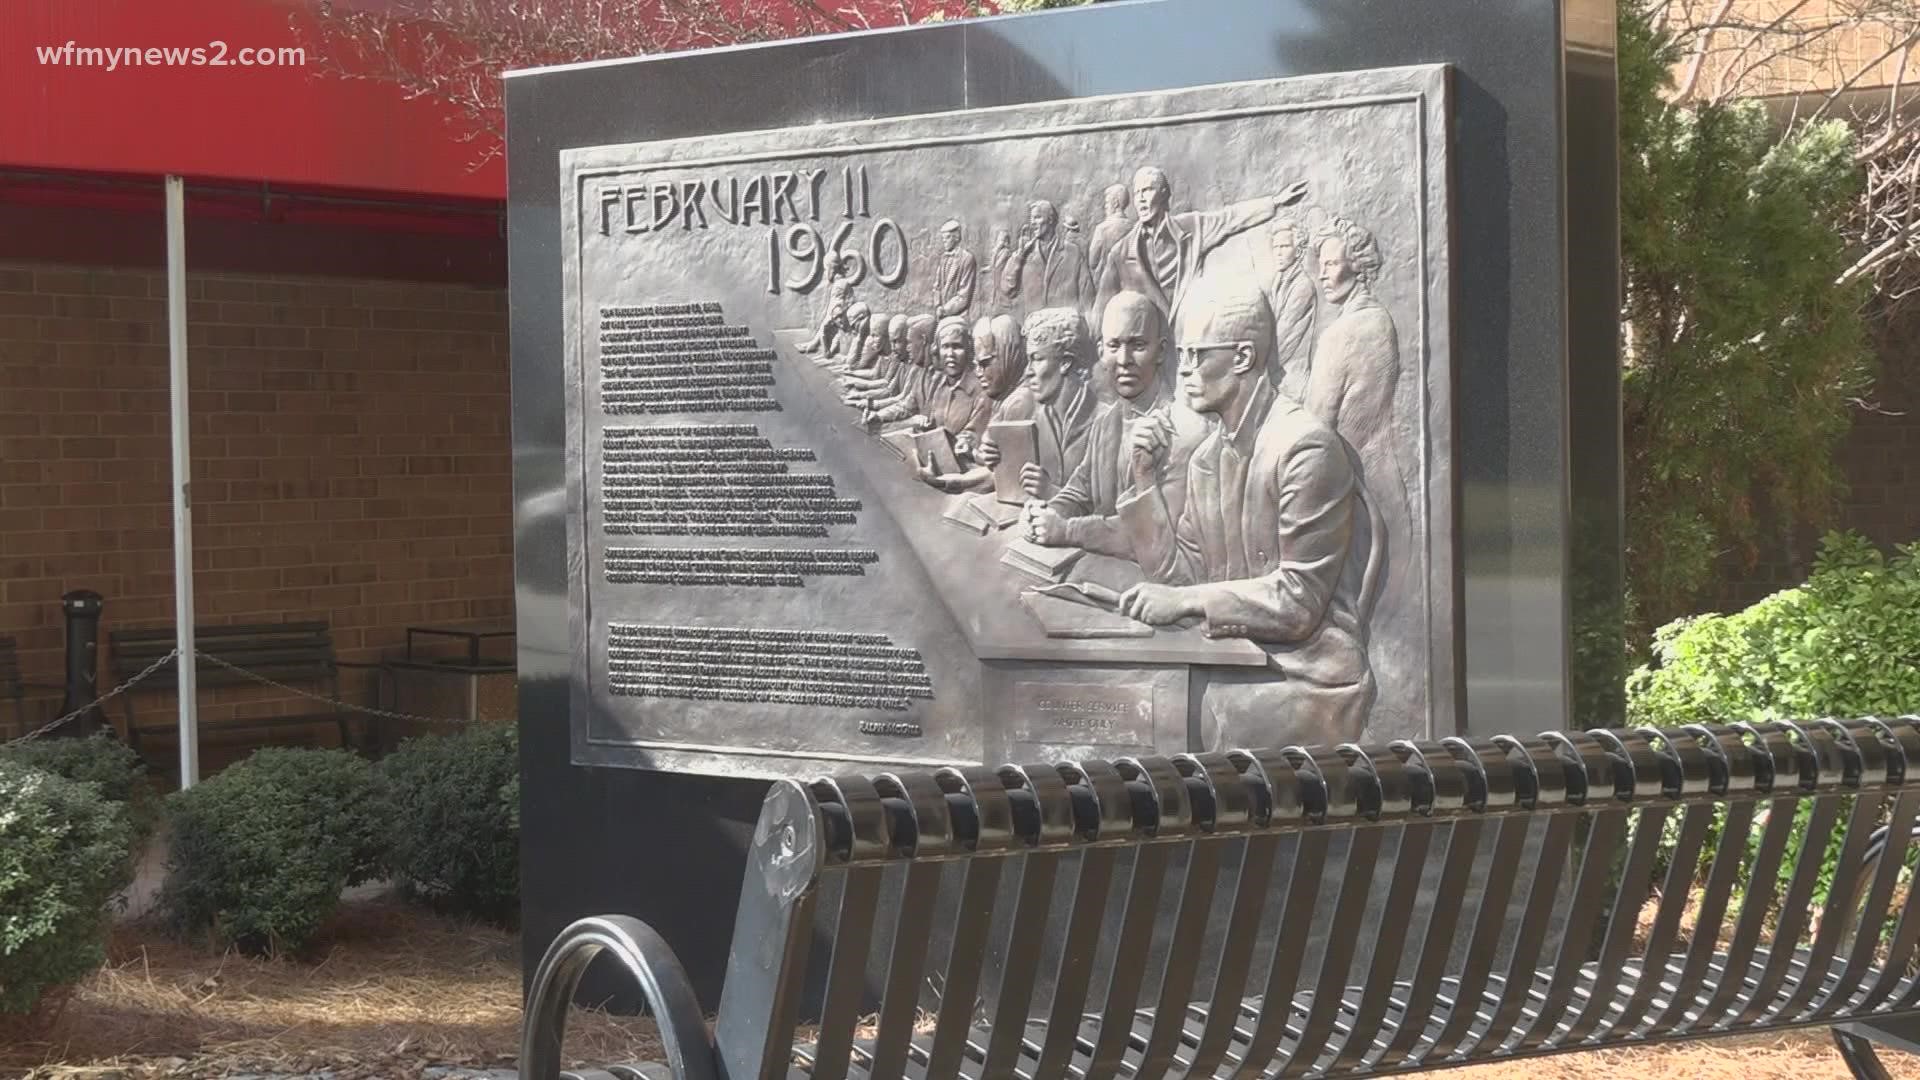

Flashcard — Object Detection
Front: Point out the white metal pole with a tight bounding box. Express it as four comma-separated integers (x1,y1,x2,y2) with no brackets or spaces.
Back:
165,175,200,788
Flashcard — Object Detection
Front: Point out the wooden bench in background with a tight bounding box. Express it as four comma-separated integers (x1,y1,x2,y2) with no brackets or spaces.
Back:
109,621,370,763
524,718,1920,1080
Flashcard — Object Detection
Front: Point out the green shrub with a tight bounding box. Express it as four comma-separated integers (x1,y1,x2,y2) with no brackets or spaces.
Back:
1628,532,1920,725
1631,533,1920,911
1,733,158,844
379,723,519,926
0,758,132,1014
160,747,386,955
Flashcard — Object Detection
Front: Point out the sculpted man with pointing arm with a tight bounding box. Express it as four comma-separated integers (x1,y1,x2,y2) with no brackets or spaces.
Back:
1095,166,1310,323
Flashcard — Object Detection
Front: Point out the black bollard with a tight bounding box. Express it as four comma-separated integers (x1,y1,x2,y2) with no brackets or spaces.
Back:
58,589,105,738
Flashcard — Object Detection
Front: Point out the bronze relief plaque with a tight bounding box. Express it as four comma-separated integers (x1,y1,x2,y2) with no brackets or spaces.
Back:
561,66,1455,778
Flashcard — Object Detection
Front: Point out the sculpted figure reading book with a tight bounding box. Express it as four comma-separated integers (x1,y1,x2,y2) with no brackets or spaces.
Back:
975,308,1097,502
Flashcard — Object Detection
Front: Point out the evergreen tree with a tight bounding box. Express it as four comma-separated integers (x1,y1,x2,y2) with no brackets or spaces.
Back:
1618,1,1873,639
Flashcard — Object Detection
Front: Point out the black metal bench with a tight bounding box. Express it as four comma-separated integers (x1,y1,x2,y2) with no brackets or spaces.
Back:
110,621,357,760
523,718,1920,1079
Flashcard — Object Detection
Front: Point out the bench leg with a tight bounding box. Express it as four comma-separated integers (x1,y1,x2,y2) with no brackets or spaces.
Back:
521,916,716,1080
1832,1016,1920,1079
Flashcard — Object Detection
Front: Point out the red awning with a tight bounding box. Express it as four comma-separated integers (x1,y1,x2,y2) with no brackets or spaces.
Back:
0,0,505,200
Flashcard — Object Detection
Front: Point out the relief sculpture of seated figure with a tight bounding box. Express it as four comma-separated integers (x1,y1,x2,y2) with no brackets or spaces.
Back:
869,317,985,437
1114,273,1381,750
841,314,910,406
1021,290,1207,560
974,308,1098,502
860,314,937,425
917,314,1029,493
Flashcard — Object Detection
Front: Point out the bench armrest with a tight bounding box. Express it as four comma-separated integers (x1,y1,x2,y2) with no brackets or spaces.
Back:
521,916,717,1080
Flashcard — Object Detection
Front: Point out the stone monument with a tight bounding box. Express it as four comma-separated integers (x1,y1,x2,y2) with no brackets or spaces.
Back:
508,0,1621,1005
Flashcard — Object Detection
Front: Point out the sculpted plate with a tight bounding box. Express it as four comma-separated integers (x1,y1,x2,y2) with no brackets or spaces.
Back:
560,66,1456,777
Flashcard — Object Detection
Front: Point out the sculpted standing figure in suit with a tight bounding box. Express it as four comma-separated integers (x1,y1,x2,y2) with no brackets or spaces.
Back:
1025,291,1207,560
932,220,978,318
1086,184,1132,282
1268,214,1318,401
1000,200,1094,319
1116,275,1380,750
1095,166,1310,325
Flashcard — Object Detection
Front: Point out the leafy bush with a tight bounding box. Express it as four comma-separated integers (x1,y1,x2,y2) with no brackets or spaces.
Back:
1631,532,1920,911
160,747,386,955
379,723,519,926
0,758,132,1015
1,733,158,843
1628,532,1920,725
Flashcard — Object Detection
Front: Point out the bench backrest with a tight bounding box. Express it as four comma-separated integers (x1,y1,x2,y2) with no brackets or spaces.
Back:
109,622,336,691
682,719,1920,1080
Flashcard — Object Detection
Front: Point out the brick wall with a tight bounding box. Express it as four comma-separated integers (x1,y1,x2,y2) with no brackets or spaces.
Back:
1716,317,1920,608
0,261,512,743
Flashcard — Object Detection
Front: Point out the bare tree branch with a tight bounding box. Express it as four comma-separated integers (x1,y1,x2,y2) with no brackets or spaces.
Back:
289,0,977,172
1659,0,1920,297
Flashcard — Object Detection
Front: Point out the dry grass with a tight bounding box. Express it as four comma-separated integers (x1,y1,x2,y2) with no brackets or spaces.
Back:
1,896,660,1080
5,895,1918,1080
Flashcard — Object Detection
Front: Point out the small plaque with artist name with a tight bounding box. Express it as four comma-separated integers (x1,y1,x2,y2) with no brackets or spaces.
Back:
1012,681,1156,752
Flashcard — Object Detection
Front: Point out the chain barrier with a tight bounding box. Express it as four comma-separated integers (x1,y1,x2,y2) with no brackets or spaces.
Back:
2,647,183,747
3,648,513,747
193,651,515,727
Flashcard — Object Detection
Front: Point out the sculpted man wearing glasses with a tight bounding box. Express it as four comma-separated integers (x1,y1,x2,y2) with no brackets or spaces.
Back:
1114,275,1380,749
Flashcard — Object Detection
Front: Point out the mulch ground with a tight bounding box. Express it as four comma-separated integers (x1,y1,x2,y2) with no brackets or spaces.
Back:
1,897,659,1080
4,895,1917,1079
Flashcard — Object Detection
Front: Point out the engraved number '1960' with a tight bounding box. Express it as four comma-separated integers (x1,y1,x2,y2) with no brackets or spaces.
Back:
767,219,908,295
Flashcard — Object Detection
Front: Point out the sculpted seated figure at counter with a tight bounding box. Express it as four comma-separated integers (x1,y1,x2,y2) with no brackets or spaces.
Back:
1023,290,1207,559
1114,274,1379,749
975,308,1098,501
873,316,989,438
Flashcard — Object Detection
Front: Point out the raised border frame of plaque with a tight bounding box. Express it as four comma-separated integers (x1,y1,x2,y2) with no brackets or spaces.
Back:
558,66,1456,779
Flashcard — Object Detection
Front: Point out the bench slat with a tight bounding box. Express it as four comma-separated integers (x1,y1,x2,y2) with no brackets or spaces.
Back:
1031,847,1117,1080
1184,833,1281,1078
1084,844,1172,1080
1593,804,1715,1042
1733,797,1844,1027
921,857,1004,1080
1328,821,1438,1071
1818,791,1920,1021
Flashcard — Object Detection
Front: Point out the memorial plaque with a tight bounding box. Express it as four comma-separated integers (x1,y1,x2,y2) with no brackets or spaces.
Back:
560,67,1457,777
